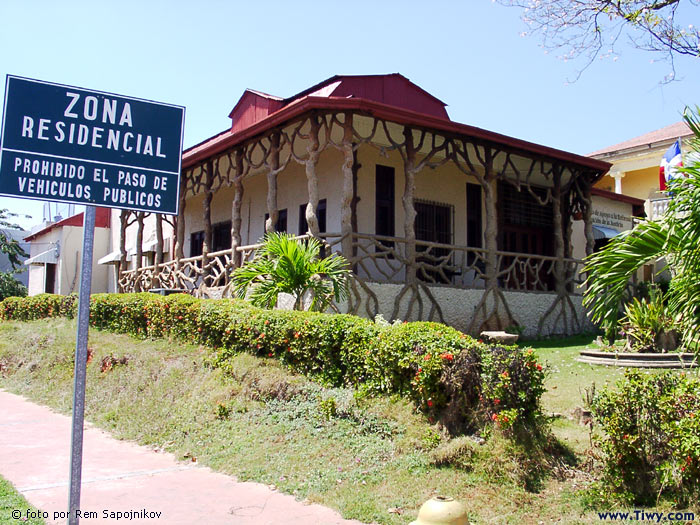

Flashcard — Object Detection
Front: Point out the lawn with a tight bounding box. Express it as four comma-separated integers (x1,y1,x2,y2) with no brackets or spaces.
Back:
0,475,46,525
0,319,683,524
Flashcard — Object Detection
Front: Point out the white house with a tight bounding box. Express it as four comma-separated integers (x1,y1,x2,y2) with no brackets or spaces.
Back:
24,208,111,296
109,74,613,337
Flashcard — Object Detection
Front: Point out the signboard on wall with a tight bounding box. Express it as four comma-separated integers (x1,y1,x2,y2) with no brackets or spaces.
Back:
0,76,185,215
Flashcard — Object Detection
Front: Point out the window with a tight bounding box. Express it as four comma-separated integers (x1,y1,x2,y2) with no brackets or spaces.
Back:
466,183,483,265
298,199,327,234
415,200,454,283
212,221,232,252
264,209,288,232
375,165,395,255
190,231,204,257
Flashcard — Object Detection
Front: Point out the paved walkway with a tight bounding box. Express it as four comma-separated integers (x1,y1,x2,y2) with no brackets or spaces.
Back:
0,390,367,525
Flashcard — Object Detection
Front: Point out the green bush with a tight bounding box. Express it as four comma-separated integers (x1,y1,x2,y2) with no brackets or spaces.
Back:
591,370,700,505
0,293,76,321
1,292,546,435
0,271,27,301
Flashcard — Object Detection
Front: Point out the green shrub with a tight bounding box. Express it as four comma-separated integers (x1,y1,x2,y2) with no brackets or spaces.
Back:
591,370,700,505
0,293,76,321
0,292,547,436
0,271,27,301
621,288,676,352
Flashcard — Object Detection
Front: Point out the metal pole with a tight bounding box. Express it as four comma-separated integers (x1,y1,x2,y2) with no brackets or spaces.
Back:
68,205,96,525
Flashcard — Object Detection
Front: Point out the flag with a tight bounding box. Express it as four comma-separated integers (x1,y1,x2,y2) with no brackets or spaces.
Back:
660,139,682,191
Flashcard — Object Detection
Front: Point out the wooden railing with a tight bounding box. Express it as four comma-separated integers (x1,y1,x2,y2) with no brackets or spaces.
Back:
119,232,585,295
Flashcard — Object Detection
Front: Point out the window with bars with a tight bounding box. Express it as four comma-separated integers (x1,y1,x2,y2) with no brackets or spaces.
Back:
415,200,454,284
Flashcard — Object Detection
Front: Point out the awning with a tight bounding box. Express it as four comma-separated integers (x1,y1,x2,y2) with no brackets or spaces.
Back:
24,249,58,265
98,250,122,265
128,238,170,257
592,225,620,240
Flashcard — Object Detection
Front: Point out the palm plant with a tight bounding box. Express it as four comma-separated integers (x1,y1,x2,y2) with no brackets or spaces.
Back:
232,232,350,311
583,107,700,350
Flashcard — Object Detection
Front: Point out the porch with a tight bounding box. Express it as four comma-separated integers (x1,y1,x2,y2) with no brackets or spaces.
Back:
118,231,589,337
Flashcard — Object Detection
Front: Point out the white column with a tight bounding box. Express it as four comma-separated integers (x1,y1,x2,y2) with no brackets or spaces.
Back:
611,171,625,194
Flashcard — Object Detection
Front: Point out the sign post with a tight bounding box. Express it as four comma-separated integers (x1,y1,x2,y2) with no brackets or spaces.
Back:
0,76,184,524
68,204,95,524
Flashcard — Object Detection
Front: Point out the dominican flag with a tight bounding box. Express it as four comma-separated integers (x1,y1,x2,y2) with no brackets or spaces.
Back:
660,139,683,191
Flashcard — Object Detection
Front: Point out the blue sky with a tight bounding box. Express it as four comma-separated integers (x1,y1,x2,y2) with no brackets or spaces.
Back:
1,0,698,230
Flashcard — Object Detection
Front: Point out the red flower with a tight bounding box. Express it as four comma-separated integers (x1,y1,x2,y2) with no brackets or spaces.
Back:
424,354,431,361
491,413,498,421
535,364,543,371
268,352,273,357
494,398,500,405
427,400,433,407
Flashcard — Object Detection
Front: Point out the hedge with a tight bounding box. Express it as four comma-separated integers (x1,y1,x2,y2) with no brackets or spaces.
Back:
0,292,546,434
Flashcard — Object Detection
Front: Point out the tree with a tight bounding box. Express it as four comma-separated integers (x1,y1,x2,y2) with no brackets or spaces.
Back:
499,0,700,80
232,233,350,311
583,107,700,348
0,208,29,301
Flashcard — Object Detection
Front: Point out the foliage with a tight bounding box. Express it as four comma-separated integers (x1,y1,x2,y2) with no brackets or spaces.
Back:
0,271,27,301
232,233,350,311
499,0,699,81
583,107,700,349
1,292,547,436
590,370,700,505
0,293,77,321
621,288,675,351
0,208,29,272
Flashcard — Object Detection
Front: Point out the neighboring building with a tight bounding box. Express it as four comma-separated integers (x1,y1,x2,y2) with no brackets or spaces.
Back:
112,73,611,337
589,121,693,220
24,208,111,296
0,228,30,287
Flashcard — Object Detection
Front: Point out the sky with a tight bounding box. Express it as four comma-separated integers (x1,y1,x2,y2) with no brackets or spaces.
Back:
1,0,698,231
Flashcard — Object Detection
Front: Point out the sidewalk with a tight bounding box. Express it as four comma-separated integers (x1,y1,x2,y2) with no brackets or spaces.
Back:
0,390,367,525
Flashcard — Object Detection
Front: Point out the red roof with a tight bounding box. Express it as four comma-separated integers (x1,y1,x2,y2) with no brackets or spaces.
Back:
589,121,692,157
184,93,610,174
226,74,450,136
24,207,111,241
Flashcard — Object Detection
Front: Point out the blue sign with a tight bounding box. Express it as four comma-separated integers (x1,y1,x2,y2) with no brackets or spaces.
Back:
0,76,185,214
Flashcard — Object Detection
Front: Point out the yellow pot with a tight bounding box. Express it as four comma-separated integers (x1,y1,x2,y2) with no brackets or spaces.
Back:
409,496,469,525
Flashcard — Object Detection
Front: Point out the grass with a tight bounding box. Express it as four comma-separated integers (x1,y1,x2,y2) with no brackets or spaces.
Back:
0,475,46,525
0,319,684,524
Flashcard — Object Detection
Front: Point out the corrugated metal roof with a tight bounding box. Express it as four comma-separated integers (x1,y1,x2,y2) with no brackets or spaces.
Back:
183,95,610,174
24,207,111,241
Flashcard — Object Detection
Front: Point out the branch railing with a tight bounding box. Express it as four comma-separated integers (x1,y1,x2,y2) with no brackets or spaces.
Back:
119,232,586,295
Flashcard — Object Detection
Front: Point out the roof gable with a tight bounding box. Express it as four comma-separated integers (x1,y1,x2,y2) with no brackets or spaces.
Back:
227,73,450,135
24,207,111,241
228,90,284,134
